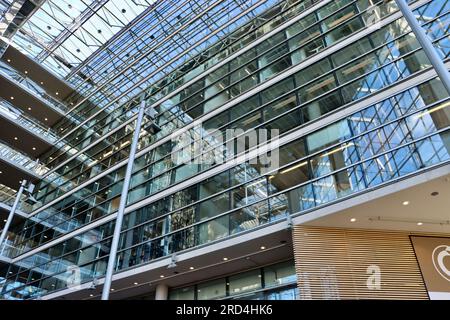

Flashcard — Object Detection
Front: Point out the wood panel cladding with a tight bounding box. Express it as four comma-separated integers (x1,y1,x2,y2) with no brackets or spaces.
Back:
292,226,429,300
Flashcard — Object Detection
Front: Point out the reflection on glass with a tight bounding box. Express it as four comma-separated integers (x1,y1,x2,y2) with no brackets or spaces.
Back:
197,279,226,300
229,270,262,296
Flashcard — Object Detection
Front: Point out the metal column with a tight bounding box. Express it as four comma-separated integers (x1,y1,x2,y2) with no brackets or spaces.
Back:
0,180,26,253
395,0,450,95
101,95,147,300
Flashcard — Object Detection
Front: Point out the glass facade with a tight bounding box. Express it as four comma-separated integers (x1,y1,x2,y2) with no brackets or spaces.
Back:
168,260,298,300
2,75,449,299
1,0,450,300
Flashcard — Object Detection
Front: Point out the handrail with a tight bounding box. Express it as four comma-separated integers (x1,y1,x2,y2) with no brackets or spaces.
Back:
0,141,47,176
0,99,59,144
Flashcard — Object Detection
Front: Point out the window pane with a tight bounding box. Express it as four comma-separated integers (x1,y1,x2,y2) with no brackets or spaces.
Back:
268,160,310,194
295,58,332,87
199,171,229,198
301,91,343,123
332,36,372,65
197,216,229,244
261,78,295,104
199,193,230,221
307,120,351,153
170,286,195,300
197,279,226,300
229,269,262,296
264,261,297,287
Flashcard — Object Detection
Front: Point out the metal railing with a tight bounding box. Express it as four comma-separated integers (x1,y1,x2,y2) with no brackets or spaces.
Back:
0,61,69,115
0,184,33,212
0,142,47,176
0,99,59,144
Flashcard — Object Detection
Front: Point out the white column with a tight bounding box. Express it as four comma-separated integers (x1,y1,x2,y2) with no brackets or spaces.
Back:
101,95,147,300
0,180,26,250
155,283,169,300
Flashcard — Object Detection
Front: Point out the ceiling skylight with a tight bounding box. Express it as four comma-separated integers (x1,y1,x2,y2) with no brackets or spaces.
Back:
9,0,157,78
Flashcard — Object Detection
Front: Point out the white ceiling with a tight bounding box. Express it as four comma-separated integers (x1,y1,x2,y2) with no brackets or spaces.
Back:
302,167,450,234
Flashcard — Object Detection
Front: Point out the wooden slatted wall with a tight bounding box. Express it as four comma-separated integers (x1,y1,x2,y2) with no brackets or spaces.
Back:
292,226,429,300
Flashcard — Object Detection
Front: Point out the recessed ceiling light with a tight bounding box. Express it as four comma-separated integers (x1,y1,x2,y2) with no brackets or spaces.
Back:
189,266,195,270
28,107,31,111
24,70,28,74
159,275,164,278
133,282,138,285
14,137,18,140
223,257,228,261
3,219,6,222
260,246,266,250
7,59,11,62
350,218,357,222
0,171,2,174
56,92,59,95
110,288,115,291
10,96,14,100
45,118,48,121
40,81,44,85
32,147,36,150
417,222,423,226
89,294,94,297
402,201,410,206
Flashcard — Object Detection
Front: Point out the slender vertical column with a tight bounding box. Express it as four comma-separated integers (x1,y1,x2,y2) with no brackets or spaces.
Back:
155,283,169,300
395,0,450,95
0,180,26,253
101,95,147,300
